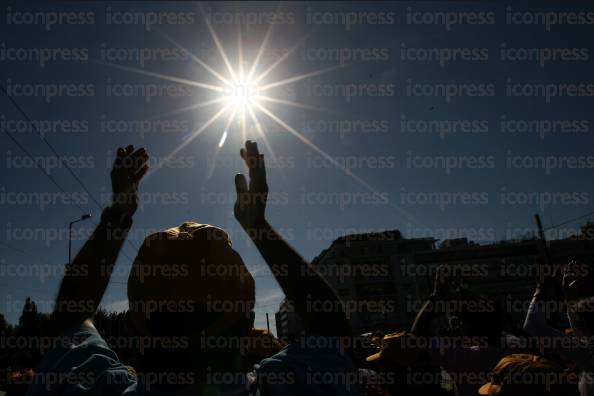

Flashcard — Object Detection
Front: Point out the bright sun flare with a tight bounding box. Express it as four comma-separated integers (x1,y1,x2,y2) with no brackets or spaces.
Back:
225,79,260,112
99,6,421,226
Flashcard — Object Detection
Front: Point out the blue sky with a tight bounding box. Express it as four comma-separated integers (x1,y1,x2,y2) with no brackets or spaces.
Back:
2,2,594,332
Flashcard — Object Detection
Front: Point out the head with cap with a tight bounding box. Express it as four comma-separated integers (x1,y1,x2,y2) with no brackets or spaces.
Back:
366,331,444,393
242,328,286,371
127,222,255,383
567,296,594,338
562,260,594,302
454,297,503,345
365,331,430,368
478,354,579,396
563,260,594,338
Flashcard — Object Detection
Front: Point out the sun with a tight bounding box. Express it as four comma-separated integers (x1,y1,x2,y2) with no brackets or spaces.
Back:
99,23,342,157
224,78,260,112
98,12,421,226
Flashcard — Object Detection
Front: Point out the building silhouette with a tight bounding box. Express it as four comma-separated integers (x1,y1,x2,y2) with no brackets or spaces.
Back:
275,226,594,336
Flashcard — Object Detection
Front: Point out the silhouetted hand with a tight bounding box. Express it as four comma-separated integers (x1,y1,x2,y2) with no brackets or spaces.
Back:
562,260,591,301
234,140,268,230
534,256,560,299
53,145,148,331
111,145,149,216
233,141,350,337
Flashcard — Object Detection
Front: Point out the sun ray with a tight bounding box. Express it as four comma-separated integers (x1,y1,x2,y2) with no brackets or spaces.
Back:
247,106,276,161
254,95,332,114
98,61,224,92
252,32,312,85
146,104,231,178
255,102,358,181
258,64,344,92
255,103,422,225
247,22,274,81
207,110,237,179
247,106,265,142
126,15,415,223
247,106,284,182
241,109,247,142
238,26,244,80
155,28,232,86
224,109,237,142
200,5,238,83
247,1,285,81
149,97,227,120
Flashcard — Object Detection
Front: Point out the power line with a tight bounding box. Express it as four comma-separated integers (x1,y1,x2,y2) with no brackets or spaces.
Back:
543,210,594,231
0,240,55,266
0,125,138,260
0,84,104,210
0,83,141,256
0,125,87,213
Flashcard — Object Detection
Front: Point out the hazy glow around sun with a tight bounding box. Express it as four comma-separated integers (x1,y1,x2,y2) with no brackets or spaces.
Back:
224,78,260,112
99,10,421,226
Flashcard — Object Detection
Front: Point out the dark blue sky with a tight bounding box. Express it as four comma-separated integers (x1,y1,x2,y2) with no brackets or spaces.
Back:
1,1,594,330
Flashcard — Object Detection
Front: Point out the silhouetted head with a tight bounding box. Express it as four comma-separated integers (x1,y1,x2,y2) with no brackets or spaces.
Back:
456,298,503,344
366,332,444,393
563,259,594,302
127,222,255,385
479,354,579,396
567,296,594,338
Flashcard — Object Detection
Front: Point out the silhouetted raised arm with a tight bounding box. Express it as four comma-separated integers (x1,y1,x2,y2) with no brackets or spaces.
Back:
411,265,451,336
51,145,148,332
234,141,350,337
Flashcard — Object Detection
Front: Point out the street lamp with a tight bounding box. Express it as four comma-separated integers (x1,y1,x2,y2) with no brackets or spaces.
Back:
68,213,91,265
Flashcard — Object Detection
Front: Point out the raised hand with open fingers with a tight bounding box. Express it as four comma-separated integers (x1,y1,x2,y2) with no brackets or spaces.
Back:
234,140,268,230
110,145,149,216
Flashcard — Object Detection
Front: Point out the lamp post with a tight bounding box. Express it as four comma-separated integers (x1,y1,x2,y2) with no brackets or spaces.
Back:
68,214,91,265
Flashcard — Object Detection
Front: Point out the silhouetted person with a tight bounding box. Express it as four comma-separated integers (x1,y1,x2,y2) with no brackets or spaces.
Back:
478,354,579,396
365,331,452,395
233,141,358,395
524,260,594,395
411,266,523,396
28,142,358,396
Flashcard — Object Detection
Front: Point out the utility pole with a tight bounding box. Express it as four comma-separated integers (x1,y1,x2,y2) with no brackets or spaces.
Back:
534,214,552,285
534,213,563,328
266,312,270,333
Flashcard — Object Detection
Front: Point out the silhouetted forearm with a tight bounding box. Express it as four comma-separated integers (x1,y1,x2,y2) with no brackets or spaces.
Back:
410,296,442,337
52,206,132,332
246,220,351,337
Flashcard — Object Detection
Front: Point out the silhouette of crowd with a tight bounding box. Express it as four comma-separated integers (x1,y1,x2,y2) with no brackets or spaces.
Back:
2,141,594,396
